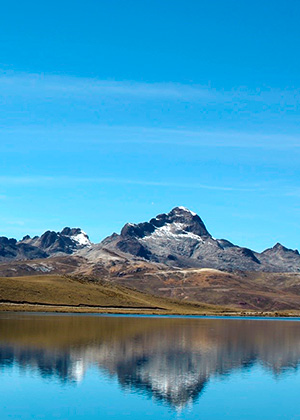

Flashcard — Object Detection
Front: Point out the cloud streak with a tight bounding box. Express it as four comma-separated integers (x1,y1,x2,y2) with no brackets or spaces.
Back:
0,71,221,102
1,70,299,107
0,175,259,192
0,124,299,151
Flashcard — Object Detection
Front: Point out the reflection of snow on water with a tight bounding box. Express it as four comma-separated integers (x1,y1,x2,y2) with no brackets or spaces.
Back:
138,356,201,409
71,359,85,382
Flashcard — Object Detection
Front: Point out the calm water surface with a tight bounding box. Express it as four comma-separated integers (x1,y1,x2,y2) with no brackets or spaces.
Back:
0,314,300,419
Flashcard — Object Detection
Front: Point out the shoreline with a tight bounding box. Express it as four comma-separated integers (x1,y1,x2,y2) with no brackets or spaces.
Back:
1,302,299,318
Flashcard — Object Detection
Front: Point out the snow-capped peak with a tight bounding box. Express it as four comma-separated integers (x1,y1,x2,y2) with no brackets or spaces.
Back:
71,231,92,247
176,206,197,216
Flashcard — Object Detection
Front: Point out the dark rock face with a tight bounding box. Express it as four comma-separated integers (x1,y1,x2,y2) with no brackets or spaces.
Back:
120,222,155,238
0,236,48,261
101,207,300,272
0,228,91,262
117,238,153,260
34,230,78,254
60,227,84,237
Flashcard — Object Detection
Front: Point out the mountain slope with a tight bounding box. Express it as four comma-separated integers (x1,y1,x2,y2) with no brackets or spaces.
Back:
99,207,300,272
0,274,221,314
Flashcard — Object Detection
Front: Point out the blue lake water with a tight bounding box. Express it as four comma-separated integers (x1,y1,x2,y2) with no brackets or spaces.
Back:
0,314,300,419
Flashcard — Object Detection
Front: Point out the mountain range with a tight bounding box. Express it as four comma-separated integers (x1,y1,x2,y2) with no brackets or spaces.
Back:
0,227,91,261
1,206,299,273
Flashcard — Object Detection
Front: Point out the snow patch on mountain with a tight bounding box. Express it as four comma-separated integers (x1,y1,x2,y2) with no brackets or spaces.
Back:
71,231,92,247
143,222,204,242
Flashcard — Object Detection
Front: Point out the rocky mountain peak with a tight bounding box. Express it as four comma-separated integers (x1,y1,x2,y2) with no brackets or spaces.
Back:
35,228,91,253
150,206,211,237
120,207,210,240
273,243,287,250
60,227,91,246
10,226,92,260
61,227,81,236
263,242,299,255
0,237,17,246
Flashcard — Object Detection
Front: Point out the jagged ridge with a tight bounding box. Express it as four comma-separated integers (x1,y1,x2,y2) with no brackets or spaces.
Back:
0,228,91,262
0,206,299,272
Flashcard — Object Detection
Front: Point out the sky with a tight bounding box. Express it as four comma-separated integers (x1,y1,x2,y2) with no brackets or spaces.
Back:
0,0,300,251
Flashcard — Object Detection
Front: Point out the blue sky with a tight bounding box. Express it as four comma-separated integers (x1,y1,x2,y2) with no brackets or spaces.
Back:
0,0,300,251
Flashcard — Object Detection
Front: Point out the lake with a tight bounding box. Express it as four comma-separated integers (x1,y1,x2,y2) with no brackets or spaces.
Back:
0,314,299,419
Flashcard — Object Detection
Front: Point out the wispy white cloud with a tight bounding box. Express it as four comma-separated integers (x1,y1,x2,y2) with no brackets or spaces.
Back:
0,71,299,153
0,70,299,107
284,189,300,198
0,176,54,185
0,71,221,102
0,124,299,150
5,220,25,226
0,175,259,192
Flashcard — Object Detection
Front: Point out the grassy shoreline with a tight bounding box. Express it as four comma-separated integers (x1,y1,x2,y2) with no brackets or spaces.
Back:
1,302,299,318
1,274,299,318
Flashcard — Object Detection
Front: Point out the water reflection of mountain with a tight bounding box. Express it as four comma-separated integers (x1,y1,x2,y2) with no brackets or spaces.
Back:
0,315,300,408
